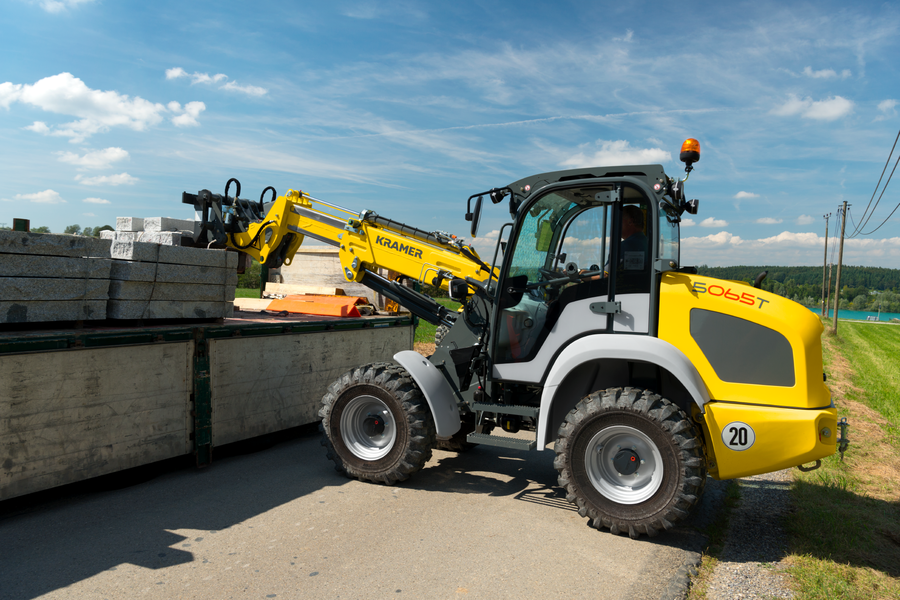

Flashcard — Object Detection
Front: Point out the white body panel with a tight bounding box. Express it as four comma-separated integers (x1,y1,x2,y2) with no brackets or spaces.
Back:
394,350,462,438
535,335,710,449
493,294,650,383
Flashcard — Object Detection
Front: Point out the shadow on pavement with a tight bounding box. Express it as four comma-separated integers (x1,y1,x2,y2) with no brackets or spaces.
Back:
0,425,333,600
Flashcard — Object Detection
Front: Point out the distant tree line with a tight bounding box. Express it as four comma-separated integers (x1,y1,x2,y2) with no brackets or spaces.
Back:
0,223,113,236
696,265,900,313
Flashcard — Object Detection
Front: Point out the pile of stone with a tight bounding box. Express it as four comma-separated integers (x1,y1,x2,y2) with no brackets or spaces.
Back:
107,238,237,320
103,215,236,320
0,219,237,324
100,216,197,246
0,231,112,323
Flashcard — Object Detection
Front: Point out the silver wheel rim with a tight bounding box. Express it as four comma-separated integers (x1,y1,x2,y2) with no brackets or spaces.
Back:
584,425,664,504
340,395,396,460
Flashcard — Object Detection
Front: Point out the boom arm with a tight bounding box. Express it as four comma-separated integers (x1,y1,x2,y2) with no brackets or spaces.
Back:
183,183,493,325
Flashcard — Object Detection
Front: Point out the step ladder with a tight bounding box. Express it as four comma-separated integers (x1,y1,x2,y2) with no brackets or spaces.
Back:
465,402,540,451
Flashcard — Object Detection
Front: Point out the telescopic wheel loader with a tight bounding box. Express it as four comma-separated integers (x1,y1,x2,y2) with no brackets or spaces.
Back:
184,139,848,539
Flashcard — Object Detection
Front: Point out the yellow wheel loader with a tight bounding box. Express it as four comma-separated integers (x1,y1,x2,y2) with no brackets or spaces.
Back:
185,139,848,538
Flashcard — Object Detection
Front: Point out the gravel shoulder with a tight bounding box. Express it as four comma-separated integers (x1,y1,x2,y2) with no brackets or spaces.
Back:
704,469,795,600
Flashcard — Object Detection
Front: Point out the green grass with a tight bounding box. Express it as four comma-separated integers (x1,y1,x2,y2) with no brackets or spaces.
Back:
785,320,900,599
826,320,900,447
414,298,461,344
235,287,261,298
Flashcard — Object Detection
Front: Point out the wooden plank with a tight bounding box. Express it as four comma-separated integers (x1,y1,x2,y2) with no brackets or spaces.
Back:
264,282,345,296
209,325,414,445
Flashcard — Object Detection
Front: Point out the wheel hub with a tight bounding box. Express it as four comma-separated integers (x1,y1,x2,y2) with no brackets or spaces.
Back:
363,413,387,437
613,448,640,476
584,424,664,504
339,395,397,461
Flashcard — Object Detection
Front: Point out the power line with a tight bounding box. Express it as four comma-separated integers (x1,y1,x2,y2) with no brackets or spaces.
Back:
848,126,900,238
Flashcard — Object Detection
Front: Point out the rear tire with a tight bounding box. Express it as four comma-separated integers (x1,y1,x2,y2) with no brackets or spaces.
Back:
553,387,706,538
319,362,436,484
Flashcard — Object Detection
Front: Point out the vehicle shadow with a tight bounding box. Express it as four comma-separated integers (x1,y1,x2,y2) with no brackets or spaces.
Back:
0,425,335,600
409,444,723,554
788,477,900,578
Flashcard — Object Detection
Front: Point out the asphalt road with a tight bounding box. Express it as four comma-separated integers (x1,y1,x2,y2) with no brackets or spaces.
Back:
0,427,719,600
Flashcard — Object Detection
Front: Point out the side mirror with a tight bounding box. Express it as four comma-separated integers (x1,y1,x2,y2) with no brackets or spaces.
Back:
449,278,470,302
466,195,483,237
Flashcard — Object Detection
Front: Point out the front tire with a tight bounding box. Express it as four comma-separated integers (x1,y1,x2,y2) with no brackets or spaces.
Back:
554,388,706,538
319,362,436,484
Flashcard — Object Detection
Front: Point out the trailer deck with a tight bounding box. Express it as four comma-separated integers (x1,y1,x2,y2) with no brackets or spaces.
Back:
0,310,414,500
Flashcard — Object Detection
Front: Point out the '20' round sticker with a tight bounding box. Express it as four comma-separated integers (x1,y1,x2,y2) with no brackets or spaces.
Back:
722,422,755,451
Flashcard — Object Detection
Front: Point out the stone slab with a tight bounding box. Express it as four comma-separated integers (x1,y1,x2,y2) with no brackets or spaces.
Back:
108,280,234,302
110,240,159,263
0,277,110,301
115,217,144,232
108,261,237,286
143,217,196,233
108,231,184,245
110,241,234,269
0,231,110,259
158,245,234,268
0,254,111,279
100,230,115,240
106,300,233,320
1,300,107,323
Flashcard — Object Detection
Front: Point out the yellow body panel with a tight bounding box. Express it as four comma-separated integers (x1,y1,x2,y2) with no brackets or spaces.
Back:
702,402,837,479
657,272,836,478
658,272,831,409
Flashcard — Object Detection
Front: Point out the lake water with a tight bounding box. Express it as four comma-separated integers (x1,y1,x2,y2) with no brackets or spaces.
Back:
807,307,900,322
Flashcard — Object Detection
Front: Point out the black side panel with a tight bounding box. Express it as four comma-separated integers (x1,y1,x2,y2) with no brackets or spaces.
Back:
690,309,795,387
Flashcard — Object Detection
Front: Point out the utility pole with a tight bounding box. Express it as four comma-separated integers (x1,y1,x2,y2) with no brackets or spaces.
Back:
832,201,849,335
825,262,833,320
821,213,830,319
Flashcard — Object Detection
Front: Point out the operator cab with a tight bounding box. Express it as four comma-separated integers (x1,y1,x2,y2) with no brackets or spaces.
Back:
490,167,680,382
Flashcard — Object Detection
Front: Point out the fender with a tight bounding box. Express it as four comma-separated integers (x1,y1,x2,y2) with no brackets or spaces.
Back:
393,350,461,437
536,335,711,449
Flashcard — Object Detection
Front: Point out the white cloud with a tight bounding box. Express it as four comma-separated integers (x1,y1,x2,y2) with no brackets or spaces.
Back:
24,121,50,133
3,73,205,141
771,94,854,121
700,217,729,228
3,73,168,142
57,147,129,169
221,81,268,97
878,99,897,113
734,191,759,199
14,189,66,204
614,29,634,43
681,231,900,268
83,197,110,204
167,68,267,96
75,173,138,186
681,218,696,227
166,68,227,85
796,215,815,225
83,212,96,217
168,101,206,127
756,217,783,224
801,66,849,79
39,0,94,13
560,140,671,168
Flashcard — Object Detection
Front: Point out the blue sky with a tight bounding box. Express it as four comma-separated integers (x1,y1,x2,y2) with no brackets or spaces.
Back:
2,0,899,268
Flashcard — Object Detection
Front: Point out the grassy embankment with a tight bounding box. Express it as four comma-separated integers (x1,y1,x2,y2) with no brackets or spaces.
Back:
787,321,900,599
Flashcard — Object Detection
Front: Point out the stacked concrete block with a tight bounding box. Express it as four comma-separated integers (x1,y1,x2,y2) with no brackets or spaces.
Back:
101,216,198,246
0,231,111,323
107,238,238,320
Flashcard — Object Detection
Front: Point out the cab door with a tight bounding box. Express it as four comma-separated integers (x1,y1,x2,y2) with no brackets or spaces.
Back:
492,184,654,384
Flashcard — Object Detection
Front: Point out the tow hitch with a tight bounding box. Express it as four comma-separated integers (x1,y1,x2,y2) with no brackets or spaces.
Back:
837,417,850,461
